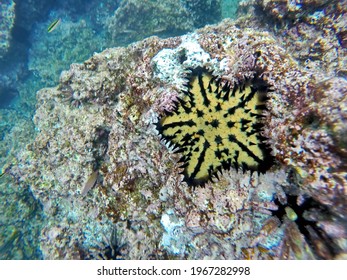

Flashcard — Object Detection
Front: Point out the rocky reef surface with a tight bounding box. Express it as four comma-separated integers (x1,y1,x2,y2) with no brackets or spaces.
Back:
107,0,223,45
0,0,15,59
6,1,347,259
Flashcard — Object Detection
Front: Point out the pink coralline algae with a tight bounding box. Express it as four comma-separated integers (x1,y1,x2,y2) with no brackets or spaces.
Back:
9,1,347,260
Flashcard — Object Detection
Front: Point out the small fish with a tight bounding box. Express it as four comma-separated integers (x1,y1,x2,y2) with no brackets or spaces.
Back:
81,170,98,196
47,18,61,33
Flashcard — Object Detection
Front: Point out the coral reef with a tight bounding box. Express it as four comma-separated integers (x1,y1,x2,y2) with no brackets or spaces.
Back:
8,2,347,260
0,0,15,60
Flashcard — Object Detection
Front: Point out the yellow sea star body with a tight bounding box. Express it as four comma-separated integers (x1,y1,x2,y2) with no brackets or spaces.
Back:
157,67,273,186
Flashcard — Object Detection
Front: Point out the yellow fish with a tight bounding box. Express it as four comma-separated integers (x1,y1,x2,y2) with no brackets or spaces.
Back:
47,18,61,33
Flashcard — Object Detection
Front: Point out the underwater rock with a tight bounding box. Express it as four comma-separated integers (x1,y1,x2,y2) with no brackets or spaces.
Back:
0,0,15,60
0,112,44,259
241,0,347,77
107,0,223,45
9,3,347,259
182,0,222,28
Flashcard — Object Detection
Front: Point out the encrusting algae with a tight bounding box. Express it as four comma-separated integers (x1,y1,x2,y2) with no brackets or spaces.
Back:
156,67,273,186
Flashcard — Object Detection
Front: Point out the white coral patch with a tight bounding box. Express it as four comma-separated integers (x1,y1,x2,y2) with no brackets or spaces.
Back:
160,210,187,255
152,35,211,89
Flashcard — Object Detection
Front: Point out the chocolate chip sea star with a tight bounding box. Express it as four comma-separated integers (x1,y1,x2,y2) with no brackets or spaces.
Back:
157,67,273,186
